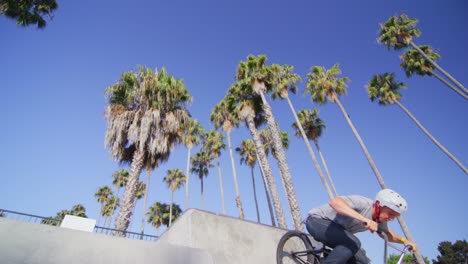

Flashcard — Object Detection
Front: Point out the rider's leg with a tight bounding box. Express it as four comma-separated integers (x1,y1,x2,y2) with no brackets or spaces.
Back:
347,248,371,264
305,216,369,264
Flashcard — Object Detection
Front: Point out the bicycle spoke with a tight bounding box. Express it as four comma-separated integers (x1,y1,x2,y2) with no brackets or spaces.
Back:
278,235,312,264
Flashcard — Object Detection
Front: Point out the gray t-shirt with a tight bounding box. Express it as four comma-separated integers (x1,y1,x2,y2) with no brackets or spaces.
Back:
308,195,388,234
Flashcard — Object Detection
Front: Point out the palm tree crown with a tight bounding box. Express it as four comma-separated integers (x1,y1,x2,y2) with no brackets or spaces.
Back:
367,73,405,105
305,64,350,104
400,45,440,77
378,14,421,50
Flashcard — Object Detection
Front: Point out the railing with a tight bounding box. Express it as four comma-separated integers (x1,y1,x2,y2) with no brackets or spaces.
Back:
94,226,158,241
0,208,61,226
0,208,158,241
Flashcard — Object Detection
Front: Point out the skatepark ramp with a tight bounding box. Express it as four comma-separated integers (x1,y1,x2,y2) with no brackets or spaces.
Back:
0,209,290,263
156,208,289,263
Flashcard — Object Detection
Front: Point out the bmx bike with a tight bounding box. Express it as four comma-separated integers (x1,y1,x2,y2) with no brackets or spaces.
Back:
276,229,413,264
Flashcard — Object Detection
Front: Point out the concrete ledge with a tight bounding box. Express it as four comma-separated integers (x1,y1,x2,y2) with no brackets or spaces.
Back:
156,208,292,263
0,217,213,264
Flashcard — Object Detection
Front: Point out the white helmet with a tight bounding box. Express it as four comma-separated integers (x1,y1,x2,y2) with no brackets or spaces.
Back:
375,189,408,215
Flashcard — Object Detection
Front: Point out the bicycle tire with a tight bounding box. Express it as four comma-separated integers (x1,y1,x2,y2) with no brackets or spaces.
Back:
276,230,316,264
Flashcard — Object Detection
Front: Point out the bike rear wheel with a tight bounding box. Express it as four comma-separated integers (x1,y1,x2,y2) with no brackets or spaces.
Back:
277,230,316,264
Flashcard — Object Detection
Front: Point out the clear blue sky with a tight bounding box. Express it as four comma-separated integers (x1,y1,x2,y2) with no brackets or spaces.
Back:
1,0,467,262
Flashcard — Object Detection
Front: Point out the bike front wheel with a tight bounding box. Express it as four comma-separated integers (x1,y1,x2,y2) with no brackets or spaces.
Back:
276,230,316,264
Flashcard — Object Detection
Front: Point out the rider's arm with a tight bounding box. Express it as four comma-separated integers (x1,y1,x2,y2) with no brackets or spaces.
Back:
383,229,418,252
329,197,378,232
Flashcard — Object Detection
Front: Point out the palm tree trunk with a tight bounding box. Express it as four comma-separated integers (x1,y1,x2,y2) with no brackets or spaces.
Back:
430,71,468,100
410,41,468,95
108,187,120,229
286,96,334,199
169,191,174,227
245,115,287,228
335,98,387,188
128,199,138,231
227,131,245,219
335,99,426,264
258,91,303,231
201,177,204,209
397,216,426,264
185,147,192,209
395,101,467,174
216,158,226,214
140,169,151,235
96,204,103,227
314,141,339,197
114,149,145,236
251,167,261,223
256,153,276,227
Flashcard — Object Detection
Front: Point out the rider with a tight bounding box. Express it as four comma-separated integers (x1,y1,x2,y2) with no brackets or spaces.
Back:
305,189,418,264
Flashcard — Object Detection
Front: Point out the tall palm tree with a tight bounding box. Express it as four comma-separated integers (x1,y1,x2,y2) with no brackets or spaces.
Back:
105,66,191,235
203,129,227,214
1,0,58,28
367,73,467,174
180,119,204,209
292,109,339,197
378,14,467,97
270,64,334,199
163,168,186,226
400,46,467,99
109,169,129,228
236,54,303,231
228,85,287,229
236,139,262,223
94,185,113,226
190,149,214,209
147,202,165,236
305,64,389,186
211,99,245,219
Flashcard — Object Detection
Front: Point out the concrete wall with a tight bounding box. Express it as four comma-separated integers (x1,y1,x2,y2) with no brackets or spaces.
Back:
156,209,291,264
0,217,213,264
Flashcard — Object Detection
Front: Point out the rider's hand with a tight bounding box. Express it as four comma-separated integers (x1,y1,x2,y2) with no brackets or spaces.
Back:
363,219,378,233
404,240,418,253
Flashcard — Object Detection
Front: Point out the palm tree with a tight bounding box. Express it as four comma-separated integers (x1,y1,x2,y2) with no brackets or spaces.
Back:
180,119,204,209
108,169,129,228
146,202,165,236
70,204,87,218
162,203,182,227
378,14,467,97
270,64,334,199
292,109,338,197
202,129,227,214
236,54,303,231
367,73,467,174
228,85,287,229
190,149,214,209
305,64,388,186
1,0,58,28
400,46,467,99
236,139,262,223
163,168,186,226
104,66,191,235
94,185,113,226
211,98,245,219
